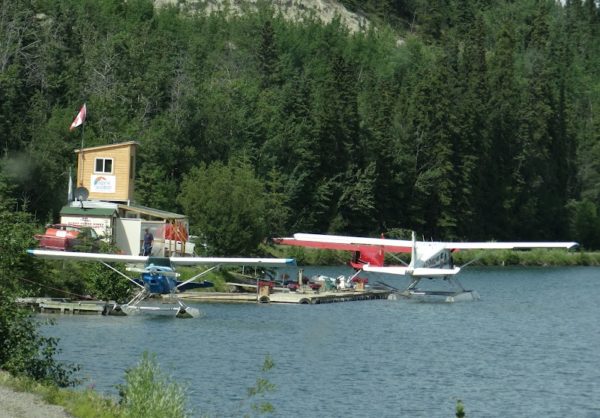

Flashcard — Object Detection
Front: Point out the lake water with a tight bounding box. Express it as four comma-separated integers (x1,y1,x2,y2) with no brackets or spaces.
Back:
43,266,600,417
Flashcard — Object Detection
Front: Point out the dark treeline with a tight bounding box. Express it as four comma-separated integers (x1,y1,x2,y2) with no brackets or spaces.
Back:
1,0,600,253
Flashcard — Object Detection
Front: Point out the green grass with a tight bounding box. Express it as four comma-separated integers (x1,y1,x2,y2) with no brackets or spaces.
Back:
1,352,191,418
1,352,277,418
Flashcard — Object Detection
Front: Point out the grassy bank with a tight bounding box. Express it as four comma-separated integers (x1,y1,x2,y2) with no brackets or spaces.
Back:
0,352,191,418
0,353,278,418
0,370,121,418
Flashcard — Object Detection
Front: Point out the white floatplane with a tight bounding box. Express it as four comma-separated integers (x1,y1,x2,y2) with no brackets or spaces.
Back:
274,232,578,302
27,249,295,317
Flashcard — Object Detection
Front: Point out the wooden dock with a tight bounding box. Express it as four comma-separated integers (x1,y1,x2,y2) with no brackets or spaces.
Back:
16,298,106,315
177,288,393,304
15,288,393,315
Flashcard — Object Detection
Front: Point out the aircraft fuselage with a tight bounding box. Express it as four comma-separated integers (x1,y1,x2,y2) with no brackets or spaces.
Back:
141,269,178,294
415,246,453,269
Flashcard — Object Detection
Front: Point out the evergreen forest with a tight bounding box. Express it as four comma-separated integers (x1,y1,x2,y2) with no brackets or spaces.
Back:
2,0,600,253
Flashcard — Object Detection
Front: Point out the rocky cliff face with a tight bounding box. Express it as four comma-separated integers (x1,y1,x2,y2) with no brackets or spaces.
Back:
155,0,370,33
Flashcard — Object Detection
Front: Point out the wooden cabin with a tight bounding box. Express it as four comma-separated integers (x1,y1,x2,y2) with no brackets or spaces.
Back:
62,140,193,255
74,141,138,203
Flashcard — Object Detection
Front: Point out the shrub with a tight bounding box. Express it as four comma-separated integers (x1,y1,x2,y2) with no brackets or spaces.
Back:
456,399,466,417
118,352,189,418
245,355,276,416
0,287,79,387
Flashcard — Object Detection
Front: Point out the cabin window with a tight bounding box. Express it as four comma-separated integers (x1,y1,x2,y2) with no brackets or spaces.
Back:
95,158,113,174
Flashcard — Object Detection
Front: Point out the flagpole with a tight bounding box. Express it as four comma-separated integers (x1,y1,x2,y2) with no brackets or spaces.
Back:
80,120,85,190
67,166,73,202
80,102,86,150
80,119,85,151
70,103,87,187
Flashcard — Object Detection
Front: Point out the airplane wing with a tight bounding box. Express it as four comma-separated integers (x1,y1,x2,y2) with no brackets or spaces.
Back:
442,242,579,251
28,249,296,267
279,233,578,252
363,265,461,277
275,233,413,253
27,249,147,263
169,256,295,267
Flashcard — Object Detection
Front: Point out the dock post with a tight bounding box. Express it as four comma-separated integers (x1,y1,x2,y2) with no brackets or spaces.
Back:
258,284,270,303
298,268,306,293
258,283,270,297
257,281,271,303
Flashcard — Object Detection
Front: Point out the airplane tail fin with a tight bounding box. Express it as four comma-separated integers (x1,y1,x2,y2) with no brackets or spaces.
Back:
409,231,417,270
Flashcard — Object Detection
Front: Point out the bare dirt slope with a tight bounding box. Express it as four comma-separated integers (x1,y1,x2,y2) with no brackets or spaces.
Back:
0,385,72,418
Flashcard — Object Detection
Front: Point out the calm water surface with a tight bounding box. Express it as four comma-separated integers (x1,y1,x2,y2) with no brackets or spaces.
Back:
43,267,600,417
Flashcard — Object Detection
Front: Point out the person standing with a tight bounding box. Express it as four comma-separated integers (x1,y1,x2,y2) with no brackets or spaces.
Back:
143,228,154,256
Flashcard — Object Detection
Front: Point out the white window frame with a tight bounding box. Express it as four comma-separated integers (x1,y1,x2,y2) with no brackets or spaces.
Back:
94,157,113,174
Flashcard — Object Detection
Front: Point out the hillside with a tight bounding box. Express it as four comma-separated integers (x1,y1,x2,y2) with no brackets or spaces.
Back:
1,0,600,250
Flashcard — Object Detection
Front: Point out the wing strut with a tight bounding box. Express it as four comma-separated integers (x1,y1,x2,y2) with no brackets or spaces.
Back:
176,265,219,290
101,262,144,289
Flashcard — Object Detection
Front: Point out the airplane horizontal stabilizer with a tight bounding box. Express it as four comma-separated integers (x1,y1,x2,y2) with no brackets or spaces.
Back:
177,281,214,291
411,267,461,276
363,265,409,275
363,265,460,277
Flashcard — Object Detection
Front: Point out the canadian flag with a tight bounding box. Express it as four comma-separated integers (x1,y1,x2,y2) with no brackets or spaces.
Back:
69,104,87,131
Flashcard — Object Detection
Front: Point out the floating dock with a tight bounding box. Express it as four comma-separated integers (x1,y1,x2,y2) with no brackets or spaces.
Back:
177,287,393,304
16,298,107,315
16,287,393,315
17,288,393,315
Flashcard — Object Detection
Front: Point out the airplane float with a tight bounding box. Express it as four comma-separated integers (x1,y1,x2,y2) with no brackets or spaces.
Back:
27,249,295,317
273,232,578,302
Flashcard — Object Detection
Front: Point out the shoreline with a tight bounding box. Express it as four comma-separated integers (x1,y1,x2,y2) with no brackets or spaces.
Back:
0,373,71,418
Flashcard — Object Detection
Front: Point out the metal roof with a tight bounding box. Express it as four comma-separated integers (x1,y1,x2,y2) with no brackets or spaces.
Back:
74,140,139,154
117,204,187,220
60,206,117,217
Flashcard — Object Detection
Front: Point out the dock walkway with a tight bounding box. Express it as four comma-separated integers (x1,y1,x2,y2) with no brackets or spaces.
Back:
178,288,392,304
16,288,393,314
16,298,107,314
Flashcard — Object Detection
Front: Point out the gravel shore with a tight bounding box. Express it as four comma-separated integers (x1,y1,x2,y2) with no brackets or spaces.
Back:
0,384,72,418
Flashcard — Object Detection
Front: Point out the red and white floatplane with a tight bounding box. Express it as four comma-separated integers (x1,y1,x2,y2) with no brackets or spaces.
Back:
274,232,578,302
